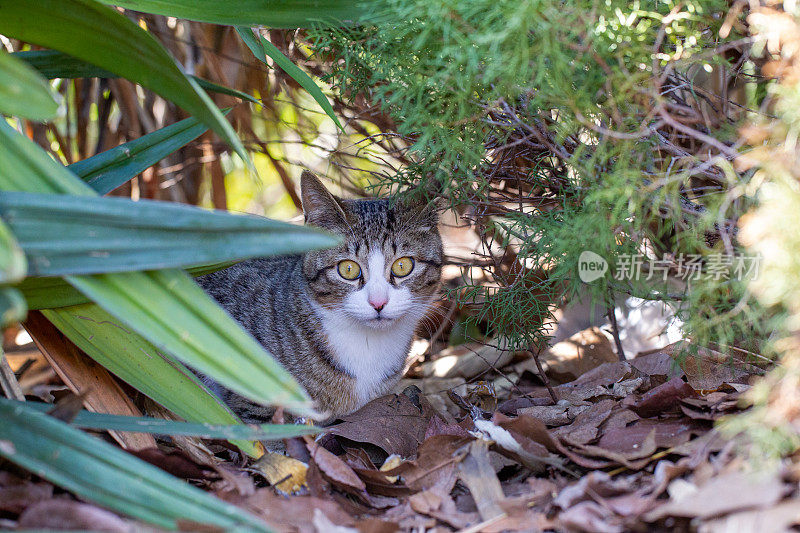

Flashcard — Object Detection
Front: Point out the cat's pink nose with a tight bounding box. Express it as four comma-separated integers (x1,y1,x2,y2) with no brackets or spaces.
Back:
369,296,387,312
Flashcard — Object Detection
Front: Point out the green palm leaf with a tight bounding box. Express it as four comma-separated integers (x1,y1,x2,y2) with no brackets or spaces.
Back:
15,50,263,109
0,191,336,276
0,52,58,121
0,398,271,531
0,112,311,412
237,26,344,131
94,0,371,27
20,399,317,441
0,0,248,164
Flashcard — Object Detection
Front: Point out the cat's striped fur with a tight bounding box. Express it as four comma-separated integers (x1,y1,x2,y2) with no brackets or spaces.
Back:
197,171,442,422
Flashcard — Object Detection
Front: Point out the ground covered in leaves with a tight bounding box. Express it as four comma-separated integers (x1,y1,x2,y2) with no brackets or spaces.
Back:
3,329,799,532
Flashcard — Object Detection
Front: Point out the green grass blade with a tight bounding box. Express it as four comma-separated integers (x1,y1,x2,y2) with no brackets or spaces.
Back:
0,0,248,164
19,400,317,441
0,398,271,531
0,52,58,121
237,27,344,131
94,0,370,27
0,95,312,414
192,77,264,107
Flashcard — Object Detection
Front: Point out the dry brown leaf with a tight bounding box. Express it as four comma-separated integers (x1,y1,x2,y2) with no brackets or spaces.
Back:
699,499,800,533
646,470,790,521
457,439,505,521
306,437,367,494
327,389,435,457
17,499,129,532
386,434,471,492
24,311,156,451
0,473,53,514
622,377,696,417
239,489,355,533
129,448,217,480
661,342,760,392
519,326,618,381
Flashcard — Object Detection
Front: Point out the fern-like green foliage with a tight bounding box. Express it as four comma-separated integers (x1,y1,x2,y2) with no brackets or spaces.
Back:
311,0,774,355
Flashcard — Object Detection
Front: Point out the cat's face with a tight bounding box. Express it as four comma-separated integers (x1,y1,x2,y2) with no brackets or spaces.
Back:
300,171,442,330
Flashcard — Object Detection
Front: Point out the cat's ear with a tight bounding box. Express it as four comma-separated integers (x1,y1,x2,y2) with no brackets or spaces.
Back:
301,170,348,229
400,195,443,232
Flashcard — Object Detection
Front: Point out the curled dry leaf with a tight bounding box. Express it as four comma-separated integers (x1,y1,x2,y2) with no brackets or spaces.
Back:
384,434,472,492
253,451,308,494
305,437,366,495
622,377,697,417
456,439,505,521
327,387,435,457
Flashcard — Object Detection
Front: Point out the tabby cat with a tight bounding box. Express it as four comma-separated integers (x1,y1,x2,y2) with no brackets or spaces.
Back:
197,171,442,422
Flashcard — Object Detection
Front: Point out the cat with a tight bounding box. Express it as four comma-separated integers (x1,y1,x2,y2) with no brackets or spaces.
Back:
197,171,442,422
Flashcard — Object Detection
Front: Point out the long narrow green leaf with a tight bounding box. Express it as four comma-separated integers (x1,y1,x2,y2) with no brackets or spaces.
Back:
68,115,214,194
66,270,309,408
0,0,248,164
12,49,113,78
0,287,26,328
0,219,26,284
40,304,261,457
237,27,344,131
0,399,270,531
0,52,58,121
18,262,234,310
192,77,264,107
20,400,317,441
95,0,370,27
1,192,337,276
15,50,263,108
0,112,311,413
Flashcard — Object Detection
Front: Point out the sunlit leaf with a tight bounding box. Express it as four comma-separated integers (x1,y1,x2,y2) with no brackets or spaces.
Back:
19,262,233,310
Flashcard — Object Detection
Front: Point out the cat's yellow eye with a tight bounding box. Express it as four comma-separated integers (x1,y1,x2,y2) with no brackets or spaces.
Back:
391,257,414,278
337,260,361,280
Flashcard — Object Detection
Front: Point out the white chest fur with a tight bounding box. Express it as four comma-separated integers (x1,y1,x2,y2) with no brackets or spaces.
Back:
313,305,416,406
